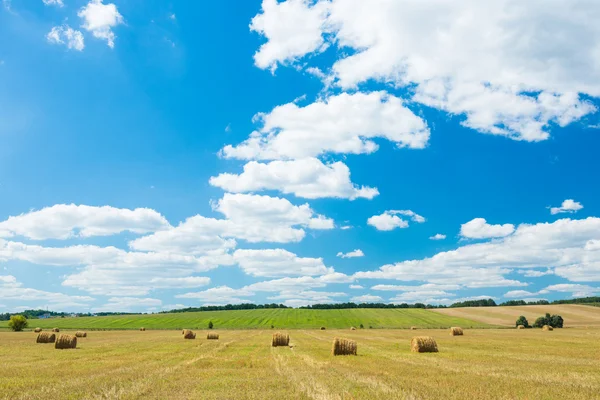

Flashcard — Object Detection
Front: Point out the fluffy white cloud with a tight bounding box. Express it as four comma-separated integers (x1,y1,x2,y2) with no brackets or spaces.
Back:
349,284,363,289
350,294,383,303
460,218,515,239
550,199,584,215
518,269,554,278
251,0,330,71
543,284,600,298
429,233,446,240
0,204,170,240
175,286,254,305
92,297,162,313
130,194,333,254
210,158,378,200
367,211,409,231
268,290,346,307
251,0,599,140
503,290,540,299
46,26,85,51
221,92,429,160
43,0,64,7
371,283,461,292
337,249,364,258
0,275,20,288
78,0,123,48
233,249,331,277
0,277,94,310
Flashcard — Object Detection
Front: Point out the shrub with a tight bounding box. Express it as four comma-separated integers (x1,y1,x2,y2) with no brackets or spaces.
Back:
515,315,529,328
359,323,364,329
208,321,214,329
271,324,274,329
550,314,564,328
8,315,28,332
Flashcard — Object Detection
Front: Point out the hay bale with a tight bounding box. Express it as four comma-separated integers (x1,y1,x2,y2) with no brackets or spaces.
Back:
52,328,60,333
410,336,438,353
34,328,42,333
55,334,77,350
183,329,196,339
410,326,417,330
517,325,525,329
320,327,326,330
75,331,87,338
542,325,553,331
36,332,56,344
332,338,357,356
272,332,290,347
449,327,463,336
140,327,145,331
207,333,219,340
350,327,356,330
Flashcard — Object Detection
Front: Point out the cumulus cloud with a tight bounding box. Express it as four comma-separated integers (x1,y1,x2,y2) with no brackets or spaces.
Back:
221,92,429,160
350,294,383,303
550,199,584,215
92,297,162,313
460,218,515,239
337,249,364,258
0,276,94,310
268,290,347,307
78,0,123,48
46,26,85,51
0,204,170,240
210,158,378,200
429,233,446,240
175,286,254,305
367,210,420,231
43,0,64,7
250,0,599,140
233,248,331,277
349,284,363,289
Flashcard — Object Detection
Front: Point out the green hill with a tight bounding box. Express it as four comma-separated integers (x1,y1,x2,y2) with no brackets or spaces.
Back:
0,308,488,330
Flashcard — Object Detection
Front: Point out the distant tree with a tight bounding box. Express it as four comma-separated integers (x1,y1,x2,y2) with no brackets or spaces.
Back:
550,314,564,328
515,315,529,328
270,324,274,329
359,323,364,329
533,316,547,328
8,315,28,332
208,321,214,329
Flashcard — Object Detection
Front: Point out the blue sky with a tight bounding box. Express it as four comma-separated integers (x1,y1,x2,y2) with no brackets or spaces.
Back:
1,0,600,313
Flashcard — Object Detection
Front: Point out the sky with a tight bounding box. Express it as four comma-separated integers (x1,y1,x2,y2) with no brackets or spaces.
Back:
1,0,600,313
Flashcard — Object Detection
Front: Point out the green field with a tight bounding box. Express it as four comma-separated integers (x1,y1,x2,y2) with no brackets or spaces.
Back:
2,328,599,399
0,308,487,330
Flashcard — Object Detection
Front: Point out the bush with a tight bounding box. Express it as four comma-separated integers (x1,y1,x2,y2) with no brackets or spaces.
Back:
208,321,214,329
533,313,564,328
270,324,274,329
550,314,564,328
515,315,529,328
359,324,364,329
8,315,28,332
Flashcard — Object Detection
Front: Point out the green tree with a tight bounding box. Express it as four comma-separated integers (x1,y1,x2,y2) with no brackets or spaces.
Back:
8,315,28,332
359,323,364,329
208,321,214,329
515,315,529,328
550,314,564,328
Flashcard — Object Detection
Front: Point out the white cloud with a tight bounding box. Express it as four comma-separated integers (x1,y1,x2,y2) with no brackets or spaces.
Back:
221,92,429,160
169,13,176,20
391,210,426,223
130,194,333,254
337,249,364,258
92,297,162,313
340,225,352,230
367,211,409,231
460,218,515,239
175,286,254,305
251,0,599,140
543,284,600,298
349,284,363,289
268,290,346,307
351,294,383,303
518,269,554,278
43,0,64,7
250,0,330,71
0,275,20,288
550,199,584,215
503,290,539,299
429,233,446,240
46,26,85,51
0,204,170,240
210,158,378,200
0,276,94,310
233,248,331,277
371,283,461,292
78,0,123,48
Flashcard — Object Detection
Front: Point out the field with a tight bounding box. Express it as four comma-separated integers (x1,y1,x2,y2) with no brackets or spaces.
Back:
2,328,600,399
0,308,487,331
433,304,600,327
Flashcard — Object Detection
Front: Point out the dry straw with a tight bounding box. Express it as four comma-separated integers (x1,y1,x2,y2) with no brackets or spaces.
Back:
207,333,219,340
332,338,357,356
410,336,438,353
55,334,77,350
449,327,464,336
183,330,196,339
34,328,42,333
517,325,525,329
542,325,554,331
75,331,87,338
36,332,56,344
272,332,290,347
52,328,60,333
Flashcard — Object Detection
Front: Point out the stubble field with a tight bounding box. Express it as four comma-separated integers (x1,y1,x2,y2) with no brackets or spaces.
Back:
1,328,599,400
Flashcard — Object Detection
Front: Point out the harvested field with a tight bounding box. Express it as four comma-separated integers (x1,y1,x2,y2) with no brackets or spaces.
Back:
1,328,599,399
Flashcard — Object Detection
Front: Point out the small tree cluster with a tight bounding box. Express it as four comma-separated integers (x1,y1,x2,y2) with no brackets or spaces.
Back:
8,315,28,332
533,313,564,328
515,315,529,328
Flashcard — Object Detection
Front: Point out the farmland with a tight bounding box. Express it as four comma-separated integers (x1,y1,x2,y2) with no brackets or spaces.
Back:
2,328,600,399
0,308,487,331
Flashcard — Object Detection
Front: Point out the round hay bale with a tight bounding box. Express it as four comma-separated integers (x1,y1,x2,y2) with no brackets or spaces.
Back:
140,327,145,331
542,325,553,331
55,334,77,350
36,332,56,344
350,327,356,331
75,331,87,338
449,327,463,336
320,327,326,330
183,329,196,339
34,328,42,333
411,336,438,353
332,337,357,356
410,326,417,330
517,325,525,329
52,328,60,333
272,332,290,347
207,333,219,340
